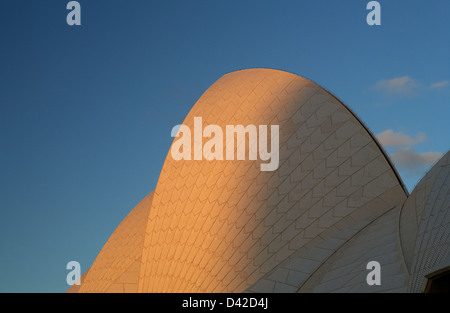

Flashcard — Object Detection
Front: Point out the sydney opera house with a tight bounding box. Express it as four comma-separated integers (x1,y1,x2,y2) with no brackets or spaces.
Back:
68,69,449,293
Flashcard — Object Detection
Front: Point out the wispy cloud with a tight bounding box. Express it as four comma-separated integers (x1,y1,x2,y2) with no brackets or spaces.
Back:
373,76,419,96
377,129,426,147
390,149,443,171
430,80,449,89
376,129,443,174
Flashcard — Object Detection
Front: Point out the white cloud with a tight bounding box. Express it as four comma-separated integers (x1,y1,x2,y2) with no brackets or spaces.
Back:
374,76,419,95
390,149,443,171
430,80,449,89
377,129,426,147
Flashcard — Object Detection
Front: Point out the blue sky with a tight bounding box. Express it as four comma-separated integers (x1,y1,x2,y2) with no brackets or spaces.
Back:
0,1,448,292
